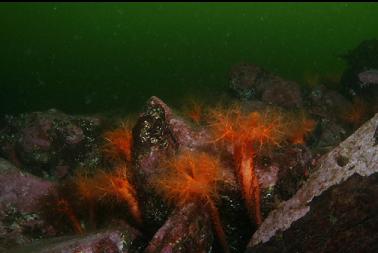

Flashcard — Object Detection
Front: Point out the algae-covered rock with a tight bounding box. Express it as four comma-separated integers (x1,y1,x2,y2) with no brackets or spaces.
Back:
247,113,378,252
0,109,104,178
131,97,178,232
246,173,378,253
0,158,55,250
144,203,213,253
260,76,302,108
229,62,303,108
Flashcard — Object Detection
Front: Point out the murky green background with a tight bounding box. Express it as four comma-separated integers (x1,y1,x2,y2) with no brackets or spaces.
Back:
1,3,378,115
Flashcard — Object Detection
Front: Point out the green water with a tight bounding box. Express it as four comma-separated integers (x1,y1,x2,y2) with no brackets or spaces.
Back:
1,3,378,115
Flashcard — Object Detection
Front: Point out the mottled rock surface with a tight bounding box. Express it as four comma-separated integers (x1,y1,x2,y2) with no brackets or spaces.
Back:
247,113,378,251
246,173,378,253
0,159,55,250
271,144,314,201
144,203,213,253
306,85,352,120
340,38,378,99
0,159,54,213
131,97,179,232
229,63,268,100
0,109,104,178
8,225,142,253
314,118,348,153
260,76,302,108
229,62,303,108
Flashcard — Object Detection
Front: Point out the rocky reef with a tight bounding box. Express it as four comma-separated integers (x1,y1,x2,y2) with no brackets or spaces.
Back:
0,93,377,253
1,43,378,252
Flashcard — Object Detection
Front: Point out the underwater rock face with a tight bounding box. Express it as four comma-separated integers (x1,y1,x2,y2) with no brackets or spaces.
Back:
340,39,378,100
256,144,316,222
315,119,348,153
144,203,213,253
0,159,55,250
132,97,175,175
0,109,103,178
246,172,378,253
131,97,179,231
307,85,352,119
229,63,267,100
272,144,314,201
0,159,53,213
247,113,378,250
304,85,357,152
229,62,303,108
8,225,141,253
260,76,302,108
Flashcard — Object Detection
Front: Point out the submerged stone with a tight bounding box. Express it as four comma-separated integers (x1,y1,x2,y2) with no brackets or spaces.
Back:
0,109,104,178
8,225,141,253
247,113,378,252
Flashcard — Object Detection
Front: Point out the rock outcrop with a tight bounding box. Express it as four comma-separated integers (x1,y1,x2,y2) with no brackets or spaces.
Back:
247,113,378,252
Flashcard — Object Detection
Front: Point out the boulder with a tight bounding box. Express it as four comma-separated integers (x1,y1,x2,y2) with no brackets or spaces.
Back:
246,113,378,252
144,203,213,253
8,225,141,253
0,109,104,178
229,63,303,108
0,159,55,250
